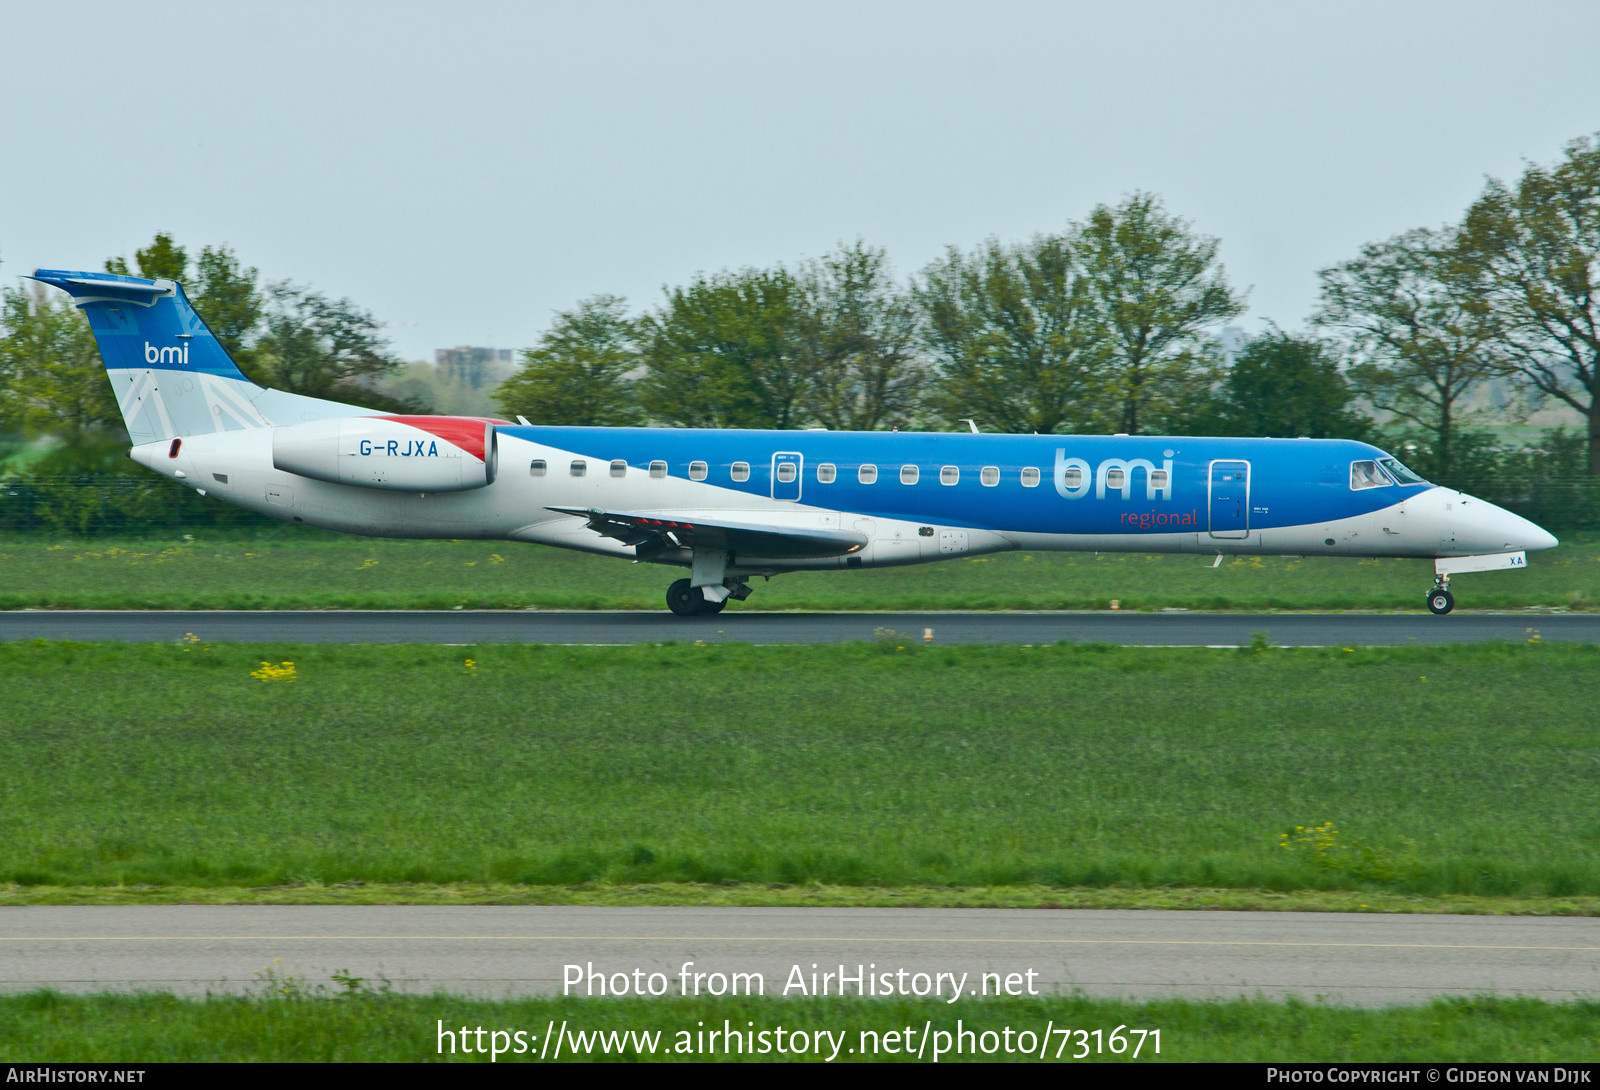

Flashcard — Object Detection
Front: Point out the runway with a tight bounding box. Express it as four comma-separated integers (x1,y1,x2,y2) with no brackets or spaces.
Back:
3,907,1597,1006
0,608,1592,646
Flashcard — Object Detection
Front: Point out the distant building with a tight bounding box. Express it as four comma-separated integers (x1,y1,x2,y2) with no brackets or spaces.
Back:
433,346,517,390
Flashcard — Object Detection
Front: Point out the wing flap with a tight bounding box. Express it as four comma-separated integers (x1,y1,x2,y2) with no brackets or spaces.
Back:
546,506,867,559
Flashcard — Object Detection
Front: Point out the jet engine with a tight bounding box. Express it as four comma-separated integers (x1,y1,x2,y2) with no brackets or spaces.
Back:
272,415,500,492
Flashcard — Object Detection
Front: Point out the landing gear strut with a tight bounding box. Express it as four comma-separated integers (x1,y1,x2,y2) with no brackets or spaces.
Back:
1426,576,1455,615
666,578,732,616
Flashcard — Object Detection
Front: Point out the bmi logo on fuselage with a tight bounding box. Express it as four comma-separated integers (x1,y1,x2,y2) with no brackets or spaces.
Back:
1055,449,1176,501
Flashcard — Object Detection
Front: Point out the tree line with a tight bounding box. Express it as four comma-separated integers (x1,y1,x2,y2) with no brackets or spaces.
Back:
495,133,1600,485
2,131,1597,498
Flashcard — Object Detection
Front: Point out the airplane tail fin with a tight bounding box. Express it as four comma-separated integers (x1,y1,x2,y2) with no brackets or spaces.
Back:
28,269,373,444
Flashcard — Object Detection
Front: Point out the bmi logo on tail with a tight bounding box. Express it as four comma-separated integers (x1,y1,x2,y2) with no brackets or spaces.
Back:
143,342,189,366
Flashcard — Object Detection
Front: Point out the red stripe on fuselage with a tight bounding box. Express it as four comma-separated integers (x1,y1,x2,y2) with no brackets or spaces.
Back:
376,416,507,462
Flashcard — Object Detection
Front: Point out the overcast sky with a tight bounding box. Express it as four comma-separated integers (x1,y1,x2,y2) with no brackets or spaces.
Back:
2,0,1596,361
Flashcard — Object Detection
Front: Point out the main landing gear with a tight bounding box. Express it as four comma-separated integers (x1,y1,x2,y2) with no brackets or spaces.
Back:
1426,576,1455,615
667,578,729,616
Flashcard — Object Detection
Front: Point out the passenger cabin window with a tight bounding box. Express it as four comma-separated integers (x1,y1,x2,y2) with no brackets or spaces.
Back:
649,460,667,478
610,459,628,478
731,461,751,482
1020,467,1041,487
688,461,708,481
859,464,878,485
776,462,797,484
980,465,1000,487
1151,469,1169,490
817,463,837,484
1350,460,1391,490
900,465,920,485
1105,467,1126,489
1060,465,1082,489
530,459,547,477
570,459,587,477
940,465,959,486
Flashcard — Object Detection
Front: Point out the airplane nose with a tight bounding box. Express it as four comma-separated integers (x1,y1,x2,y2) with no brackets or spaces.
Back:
1498,507,1558,552
1453,492,1558,553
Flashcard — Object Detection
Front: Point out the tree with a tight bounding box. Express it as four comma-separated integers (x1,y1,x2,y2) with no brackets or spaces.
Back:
795,242,924,431
251,282,414,410
638,268,809,429
494,295,643,426
1316,227,1502,479
1075,193,1245,434
1208,329,1372,440
191,245,262,360
0,280,120,436
1457,133,1600,474
105,232,188,281
915,234,1105,434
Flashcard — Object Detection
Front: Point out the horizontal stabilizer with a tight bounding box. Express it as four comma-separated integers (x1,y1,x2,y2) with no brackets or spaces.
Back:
547,506,867,559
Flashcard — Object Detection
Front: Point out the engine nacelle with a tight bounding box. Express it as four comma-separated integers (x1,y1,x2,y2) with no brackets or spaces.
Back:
272,415,500,492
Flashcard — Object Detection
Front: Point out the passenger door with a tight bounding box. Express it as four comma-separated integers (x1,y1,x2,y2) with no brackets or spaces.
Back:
1208,461,1250,539
772,452,802,501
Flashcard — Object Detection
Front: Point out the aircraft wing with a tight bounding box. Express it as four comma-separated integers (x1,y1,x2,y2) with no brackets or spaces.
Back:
546,506,867,559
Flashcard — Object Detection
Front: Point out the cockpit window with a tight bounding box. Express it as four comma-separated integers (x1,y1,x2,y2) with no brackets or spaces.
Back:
1378,457,1427,485
1349,460,1391,490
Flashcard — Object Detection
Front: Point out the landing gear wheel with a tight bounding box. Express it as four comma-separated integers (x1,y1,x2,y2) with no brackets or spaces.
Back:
701,596,727,614
1426,589,1455,615
666,579,704,617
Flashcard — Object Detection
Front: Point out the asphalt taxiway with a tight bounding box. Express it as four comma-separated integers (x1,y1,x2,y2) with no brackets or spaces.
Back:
3,906,1596,1006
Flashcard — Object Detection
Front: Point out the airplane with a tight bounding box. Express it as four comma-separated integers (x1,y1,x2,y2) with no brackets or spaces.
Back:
30,267,1559,617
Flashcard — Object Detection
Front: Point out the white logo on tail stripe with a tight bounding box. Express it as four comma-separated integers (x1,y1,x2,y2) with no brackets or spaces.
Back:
144,342,189,366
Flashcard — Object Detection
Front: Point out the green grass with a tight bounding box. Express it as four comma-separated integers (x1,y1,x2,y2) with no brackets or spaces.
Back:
3,992,1594,1062
2,530,1598,610
2,641,1597,901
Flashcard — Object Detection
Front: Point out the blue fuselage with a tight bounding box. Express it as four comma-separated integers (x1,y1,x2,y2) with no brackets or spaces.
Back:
510,427,1418,538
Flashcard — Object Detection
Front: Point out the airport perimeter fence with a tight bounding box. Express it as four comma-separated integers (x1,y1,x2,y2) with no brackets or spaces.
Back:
2,473,1600,537
0,475,279,535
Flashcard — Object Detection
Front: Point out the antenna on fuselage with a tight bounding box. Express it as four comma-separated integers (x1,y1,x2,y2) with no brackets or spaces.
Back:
959,419,980,434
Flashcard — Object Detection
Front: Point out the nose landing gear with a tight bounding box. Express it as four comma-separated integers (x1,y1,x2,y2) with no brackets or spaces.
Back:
1426,576,1455,615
